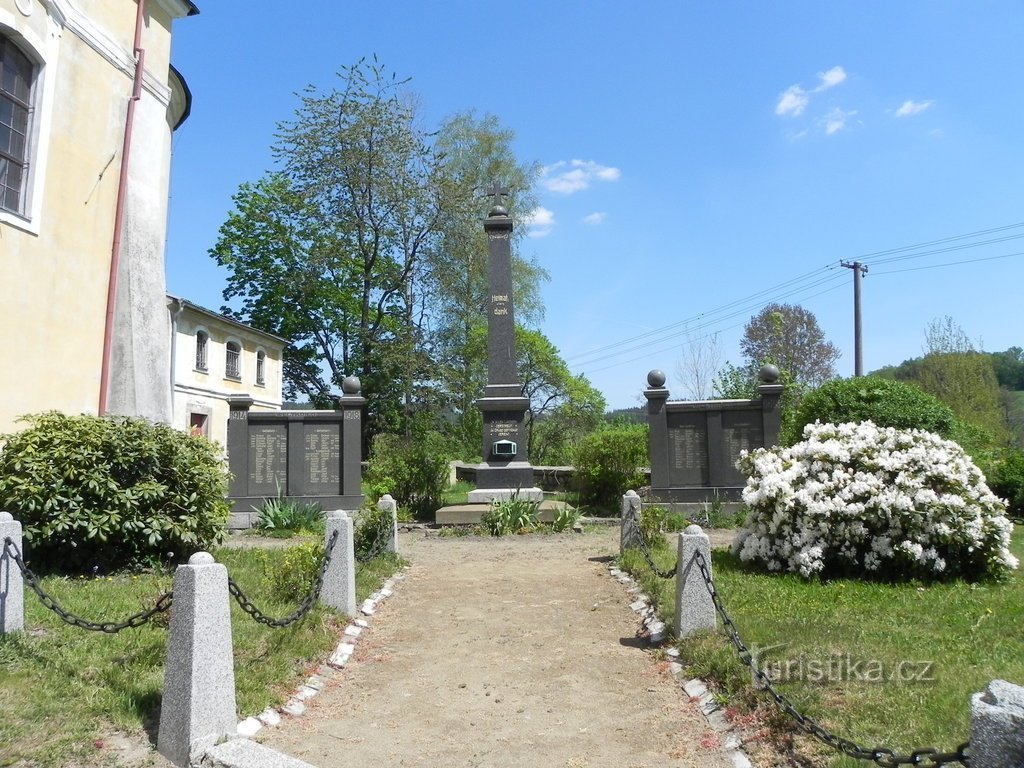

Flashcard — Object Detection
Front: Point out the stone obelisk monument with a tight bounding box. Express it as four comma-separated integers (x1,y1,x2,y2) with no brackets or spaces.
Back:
467,183,542,503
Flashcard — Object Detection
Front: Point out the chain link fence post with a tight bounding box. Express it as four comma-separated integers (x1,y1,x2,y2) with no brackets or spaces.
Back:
620,490,642,555
321,511,356,616
157,552,237,768
970,679,1024,768
1,512,24,634
378,494,398,555
674,524,716,638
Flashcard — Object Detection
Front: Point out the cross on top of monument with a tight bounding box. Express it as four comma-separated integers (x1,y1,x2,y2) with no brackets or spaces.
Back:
485,181,510,212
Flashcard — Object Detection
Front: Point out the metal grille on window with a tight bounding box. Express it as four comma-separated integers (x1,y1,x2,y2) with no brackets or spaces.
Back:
226,342,241,379
0,36,34,215
195,331,208,370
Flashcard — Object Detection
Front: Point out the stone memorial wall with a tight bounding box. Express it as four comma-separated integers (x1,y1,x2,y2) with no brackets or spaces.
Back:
645,367,783,505
225,381,365,529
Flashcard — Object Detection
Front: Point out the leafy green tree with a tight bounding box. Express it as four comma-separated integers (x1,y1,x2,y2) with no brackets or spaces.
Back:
516,327,605,464
915,317,1007,440
739,303,840,388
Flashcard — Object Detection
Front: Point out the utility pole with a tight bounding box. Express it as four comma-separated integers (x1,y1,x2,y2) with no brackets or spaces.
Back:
840,261,869,376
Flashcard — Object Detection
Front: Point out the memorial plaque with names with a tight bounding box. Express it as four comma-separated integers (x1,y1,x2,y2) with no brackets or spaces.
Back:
248,424,288,496
666,411,709,486
720,411,763,485
303,424,341,496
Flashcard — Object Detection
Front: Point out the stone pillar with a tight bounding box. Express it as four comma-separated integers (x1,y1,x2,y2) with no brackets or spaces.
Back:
0,512,24,635
756,364,785,447
158,552,237,767
970,679,1024,768
377,494,398,554
320,511,356,617
674,525,716,638
644,371,670,493
620,491,642,555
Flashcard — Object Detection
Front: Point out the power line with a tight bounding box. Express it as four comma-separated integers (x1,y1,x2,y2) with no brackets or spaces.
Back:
871,250,1024,275
563,221,1024,371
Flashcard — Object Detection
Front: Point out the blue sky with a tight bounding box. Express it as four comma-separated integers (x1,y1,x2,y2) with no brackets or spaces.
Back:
165,2,1024,409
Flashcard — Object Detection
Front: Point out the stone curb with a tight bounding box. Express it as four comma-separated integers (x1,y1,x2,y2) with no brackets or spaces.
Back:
606,563,753,767
234,569,408,740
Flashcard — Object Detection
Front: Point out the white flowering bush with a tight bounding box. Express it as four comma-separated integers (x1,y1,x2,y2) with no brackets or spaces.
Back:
733,421,1018,581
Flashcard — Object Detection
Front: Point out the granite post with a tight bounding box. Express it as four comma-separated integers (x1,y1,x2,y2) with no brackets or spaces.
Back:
468,182,542,504
674,525,716,638
157,552,237,767
970,679,1024,768
321,511,356,617
377,494,398,554
0,512,24,635
620,491,642,555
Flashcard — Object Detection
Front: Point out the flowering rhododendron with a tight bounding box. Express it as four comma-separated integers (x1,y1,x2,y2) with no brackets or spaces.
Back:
733,421,1018,581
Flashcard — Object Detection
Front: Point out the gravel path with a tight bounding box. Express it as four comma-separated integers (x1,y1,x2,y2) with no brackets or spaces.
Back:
260,528,731,767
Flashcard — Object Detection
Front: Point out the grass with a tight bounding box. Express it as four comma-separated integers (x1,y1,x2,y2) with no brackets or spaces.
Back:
0,545,402,768
619,526,1024,766
441,480,474,506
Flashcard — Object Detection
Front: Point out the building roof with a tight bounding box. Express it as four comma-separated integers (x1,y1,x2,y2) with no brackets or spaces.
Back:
167,295,290,346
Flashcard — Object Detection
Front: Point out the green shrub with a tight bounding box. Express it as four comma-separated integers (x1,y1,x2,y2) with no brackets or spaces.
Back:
784,376,954,445
255,494,324,534
0,412,229,572
638,505,669,550
990,449,1024,520
364,432,451,520
481,495,538,536
354,505,393,560
550,504,581,532
259,541,324,602
571,423,648,510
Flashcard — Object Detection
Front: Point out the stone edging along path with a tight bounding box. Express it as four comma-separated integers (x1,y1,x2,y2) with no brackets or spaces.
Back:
243,532,757,767
233,573,406,738
607,562,754,768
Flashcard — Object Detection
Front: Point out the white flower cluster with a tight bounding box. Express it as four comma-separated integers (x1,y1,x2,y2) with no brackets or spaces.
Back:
733,421,1018,580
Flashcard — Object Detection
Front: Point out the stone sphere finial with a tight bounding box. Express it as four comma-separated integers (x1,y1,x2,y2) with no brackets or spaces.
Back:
759,364,780,384
489,204,509,218
341,376,361,395
647,369,667,388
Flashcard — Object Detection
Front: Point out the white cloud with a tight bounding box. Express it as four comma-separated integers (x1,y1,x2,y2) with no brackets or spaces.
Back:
776,66,846,118
524,206,555,237
775,85,808,117
582,212,607,226
541,160,621,195
824,107,857,135
895,99,934,117
815,66,847,91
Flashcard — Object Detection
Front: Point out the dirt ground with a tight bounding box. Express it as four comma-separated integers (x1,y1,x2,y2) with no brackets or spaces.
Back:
259,528,734,768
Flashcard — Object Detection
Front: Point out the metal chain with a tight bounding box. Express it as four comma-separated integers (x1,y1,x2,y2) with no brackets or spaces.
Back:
355,524,392,564
2,537,173,633
634,530,678,580
691,549,970,767
228,529,339,628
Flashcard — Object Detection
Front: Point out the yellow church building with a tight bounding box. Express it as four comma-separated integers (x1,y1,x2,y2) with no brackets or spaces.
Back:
0,0,196,434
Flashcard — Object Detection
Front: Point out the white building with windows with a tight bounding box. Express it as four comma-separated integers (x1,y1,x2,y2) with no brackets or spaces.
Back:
168,296,286,449
0,0,197,434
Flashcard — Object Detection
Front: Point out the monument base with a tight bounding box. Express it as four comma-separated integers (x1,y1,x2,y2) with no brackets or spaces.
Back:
436,499,569,525
467,486,544,504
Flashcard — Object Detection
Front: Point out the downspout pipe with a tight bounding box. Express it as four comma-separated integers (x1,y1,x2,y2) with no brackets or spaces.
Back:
168,297,184,423
98,0,147,415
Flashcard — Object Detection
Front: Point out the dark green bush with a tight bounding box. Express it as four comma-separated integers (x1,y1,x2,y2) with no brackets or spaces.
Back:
990,449,1024,520
364,432,452,520
0,412,230,572
354,504,394,559
784,376,954,444
571,423,648,511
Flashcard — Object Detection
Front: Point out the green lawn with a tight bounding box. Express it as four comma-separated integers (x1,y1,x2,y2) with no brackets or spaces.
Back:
0,545,402,768
620,526,1024,767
